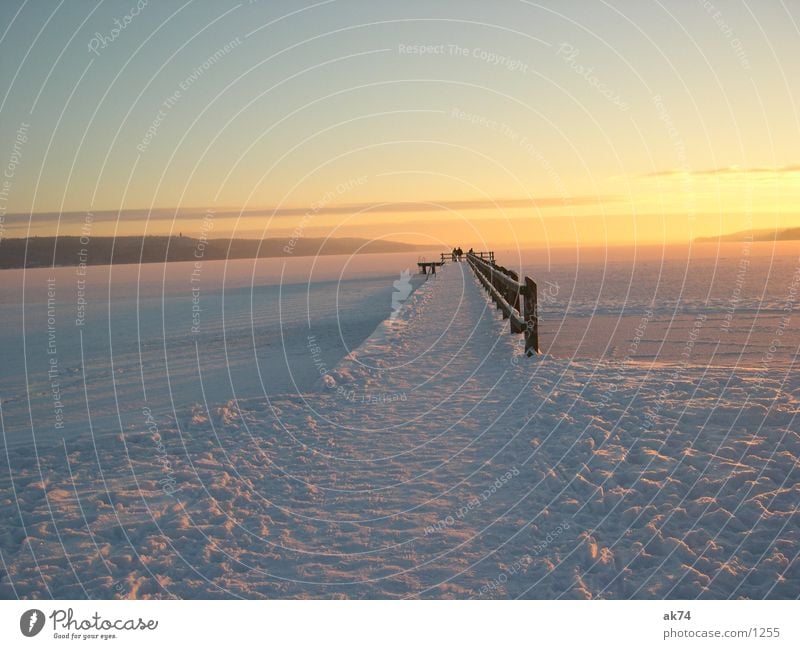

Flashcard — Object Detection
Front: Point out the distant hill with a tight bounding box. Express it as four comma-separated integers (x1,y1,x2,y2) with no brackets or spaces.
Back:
0,236,434,269
695,227,800,243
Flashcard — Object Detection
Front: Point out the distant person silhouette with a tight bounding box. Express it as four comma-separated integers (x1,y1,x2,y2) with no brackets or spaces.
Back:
451,248,457,262
456,247,463,261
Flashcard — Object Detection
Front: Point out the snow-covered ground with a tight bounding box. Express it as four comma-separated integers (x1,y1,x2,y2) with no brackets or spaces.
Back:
0,253,427,444
1,249,798,599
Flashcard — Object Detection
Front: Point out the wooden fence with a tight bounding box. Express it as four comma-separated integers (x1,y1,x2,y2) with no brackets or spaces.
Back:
465,252,540,356
440,251,494,263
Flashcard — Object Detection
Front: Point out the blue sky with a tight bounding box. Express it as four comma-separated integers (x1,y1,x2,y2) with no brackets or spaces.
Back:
1,0,798,244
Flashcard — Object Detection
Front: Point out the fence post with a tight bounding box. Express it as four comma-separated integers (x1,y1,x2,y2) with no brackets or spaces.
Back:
524,277,539,355
493,266,505,314
507,270,520,313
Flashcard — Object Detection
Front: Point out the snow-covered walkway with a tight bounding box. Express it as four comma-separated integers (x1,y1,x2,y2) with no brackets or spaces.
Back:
2,263,798,599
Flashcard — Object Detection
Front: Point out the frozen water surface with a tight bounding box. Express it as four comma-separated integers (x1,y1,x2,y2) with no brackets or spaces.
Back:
1,244,797,598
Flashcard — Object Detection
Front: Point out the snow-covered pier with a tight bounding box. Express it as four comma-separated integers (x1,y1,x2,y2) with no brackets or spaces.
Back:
1,261,798,599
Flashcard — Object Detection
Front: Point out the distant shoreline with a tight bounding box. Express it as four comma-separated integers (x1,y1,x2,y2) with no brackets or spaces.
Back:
0,236,435,270
694,227,800,243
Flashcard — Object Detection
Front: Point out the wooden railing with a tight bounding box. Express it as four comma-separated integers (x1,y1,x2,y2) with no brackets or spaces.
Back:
440,250,494,263
466,252,539,356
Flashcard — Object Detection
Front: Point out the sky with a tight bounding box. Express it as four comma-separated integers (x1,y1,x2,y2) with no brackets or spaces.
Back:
0,0,798,247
